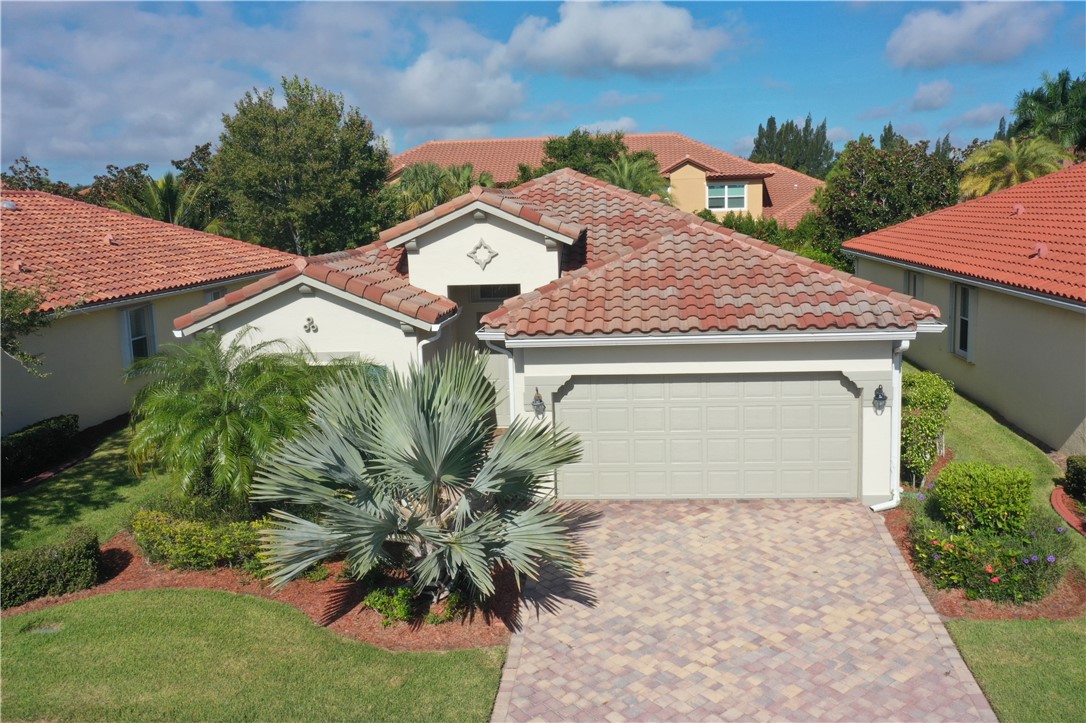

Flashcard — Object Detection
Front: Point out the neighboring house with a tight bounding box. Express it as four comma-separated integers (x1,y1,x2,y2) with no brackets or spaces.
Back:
0,189,296,435
177,169,942,506
843,163,1086,456
389,133,823,227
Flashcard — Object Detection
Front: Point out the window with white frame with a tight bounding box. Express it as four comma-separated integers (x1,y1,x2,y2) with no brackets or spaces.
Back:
707,183,746,211
953,285,975,360
204,287,227,303
123,305,156,365
905,271,923,298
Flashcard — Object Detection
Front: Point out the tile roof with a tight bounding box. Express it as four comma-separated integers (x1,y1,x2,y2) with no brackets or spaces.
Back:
483,169,939,337
842,163,1086,304
0,189,295,312
390,132,771,184
760,163,824,228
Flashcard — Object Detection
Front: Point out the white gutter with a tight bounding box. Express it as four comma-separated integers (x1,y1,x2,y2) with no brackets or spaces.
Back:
871,339,909,512
483,338,517,423
499,328,921,348
416,308,460,365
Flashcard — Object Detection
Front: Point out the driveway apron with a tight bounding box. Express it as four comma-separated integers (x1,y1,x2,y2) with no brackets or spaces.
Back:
492,500,996,722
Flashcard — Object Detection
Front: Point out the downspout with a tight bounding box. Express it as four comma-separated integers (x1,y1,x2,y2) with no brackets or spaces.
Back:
871,339,909,512
416,309,460,366
484,339,517,424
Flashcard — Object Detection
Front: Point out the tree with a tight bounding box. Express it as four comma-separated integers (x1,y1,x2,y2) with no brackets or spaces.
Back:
994,117,1009,142
959,137,1070,198
126,329,381,499
932,134,954,162
253,346,583,602
593,152,670,199
516,129,645,182
444,163,496,195
1009,69,1086,151
172,143,213,185
879,122,906,151
210,76,392,255
110,172,224,233
82,163,151,207
748,114,836,179
1,157,77,197
818,135,960,241
394,162,497,218
1,285,56,376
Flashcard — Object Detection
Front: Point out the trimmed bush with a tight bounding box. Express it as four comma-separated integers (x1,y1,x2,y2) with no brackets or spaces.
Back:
1065,455,1086,502
0,527,100,609
935,462,1032,534
363,587,417,627
1,414,79,487
901,372,954,412
131,510,262,570
900,372,953,481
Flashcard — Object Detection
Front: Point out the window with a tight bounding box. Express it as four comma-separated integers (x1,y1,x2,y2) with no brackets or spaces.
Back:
123,305,156,365
954,285,975,360
204,287,227,303
472,284,521,302
707,183,746,211
905,271,923,298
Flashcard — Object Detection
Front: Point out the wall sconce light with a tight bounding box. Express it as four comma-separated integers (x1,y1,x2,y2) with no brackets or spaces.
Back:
531,388,546,418
873,384,888,415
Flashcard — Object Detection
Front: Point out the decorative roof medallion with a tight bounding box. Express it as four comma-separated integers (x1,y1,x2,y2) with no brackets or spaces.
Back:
467,239,498,270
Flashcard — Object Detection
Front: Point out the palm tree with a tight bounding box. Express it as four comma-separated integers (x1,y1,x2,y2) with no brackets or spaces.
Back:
1009,69,1086,151
959,137,1070,198
593,153,670,200
253,346,583,602
445,163,496,195
126,329,382,499
110,172,225,233
396,162,452,217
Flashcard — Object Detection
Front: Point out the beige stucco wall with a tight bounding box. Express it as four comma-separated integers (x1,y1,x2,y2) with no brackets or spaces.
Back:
2,285,240,435
667,163,764,219
505,340,898,502
405,213,562,297
855,257,1086,455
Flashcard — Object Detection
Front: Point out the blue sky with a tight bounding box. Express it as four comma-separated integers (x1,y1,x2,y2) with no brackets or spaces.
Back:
2,1,1083,184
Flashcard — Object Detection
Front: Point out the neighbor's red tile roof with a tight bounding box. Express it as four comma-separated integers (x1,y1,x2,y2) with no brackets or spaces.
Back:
0,189,295,312
843,163,1086,304
760,163,824,228
482,169,939,337
390,132,771,184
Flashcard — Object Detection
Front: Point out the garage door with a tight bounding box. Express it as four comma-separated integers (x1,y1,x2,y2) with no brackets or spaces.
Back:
555,373,859,499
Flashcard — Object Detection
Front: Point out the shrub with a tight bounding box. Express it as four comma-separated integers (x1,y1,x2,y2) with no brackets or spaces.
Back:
935,462,1032,534
900,372,953,481
363,587,417,627
0,527,100,609
1,414,79,487
425,591,468,625
901,372,954,412
1065,455,1086,502
131,510,262,570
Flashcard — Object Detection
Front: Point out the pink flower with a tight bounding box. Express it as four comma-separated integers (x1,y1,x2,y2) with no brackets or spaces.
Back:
991,577,1000,583
985,565,994,574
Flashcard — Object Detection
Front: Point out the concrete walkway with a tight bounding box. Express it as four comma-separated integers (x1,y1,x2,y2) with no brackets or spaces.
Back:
492,500,995,722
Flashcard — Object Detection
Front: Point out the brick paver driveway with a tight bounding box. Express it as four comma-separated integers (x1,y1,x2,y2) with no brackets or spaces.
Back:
493,500,995,722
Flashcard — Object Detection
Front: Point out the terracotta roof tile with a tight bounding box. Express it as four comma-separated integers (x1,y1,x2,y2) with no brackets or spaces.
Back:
843,163,1086,304
759,163,824,228
0,189,296,311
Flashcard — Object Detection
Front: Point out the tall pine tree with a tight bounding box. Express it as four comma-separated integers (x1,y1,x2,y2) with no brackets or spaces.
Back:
748,114,835,179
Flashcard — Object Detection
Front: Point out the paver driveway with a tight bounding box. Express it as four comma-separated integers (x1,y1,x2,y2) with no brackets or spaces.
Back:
493,500,995,722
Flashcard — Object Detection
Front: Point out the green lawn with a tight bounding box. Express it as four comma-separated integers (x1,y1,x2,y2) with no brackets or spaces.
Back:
907,364,1086,722
2,588,504,722
1,429,173,552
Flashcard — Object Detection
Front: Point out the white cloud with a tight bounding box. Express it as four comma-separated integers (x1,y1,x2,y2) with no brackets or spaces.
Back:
579,117,640,134
857,104,897,121
896,122,927,141
732,135,755,157
506,2,739,77
909,80,954,112
941,103,1010,131
886,3,1061,69
597,90,664,108
826,127,852,144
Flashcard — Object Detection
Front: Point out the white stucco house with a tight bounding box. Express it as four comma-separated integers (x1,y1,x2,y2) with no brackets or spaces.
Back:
844,162,1086,456
176,169,944,506
1,189,296,435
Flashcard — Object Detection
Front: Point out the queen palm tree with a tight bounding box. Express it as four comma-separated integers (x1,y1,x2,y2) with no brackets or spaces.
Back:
253,346,583,602
959,137,1070,199
445,163,496,195
110,172,225,233
396,162,452,217
1009,69,1086,152
593,153,670,201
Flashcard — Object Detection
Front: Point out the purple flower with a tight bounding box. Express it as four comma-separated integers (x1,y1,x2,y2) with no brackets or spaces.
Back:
1030,531,1036,537
1031,555,1038,562
933,553,941,560
917,494,926,501
1047,555,1057,563
1023,558,1031,565
1057,527,1065,534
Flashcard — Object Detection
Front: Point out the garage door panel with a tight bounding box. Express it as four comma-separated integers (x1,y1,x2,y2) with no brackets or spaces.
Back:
557,373,858,499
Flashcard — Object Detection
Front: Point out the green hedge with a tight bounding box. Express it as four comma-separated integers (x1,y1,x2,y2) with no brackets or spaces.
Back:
131,510,262,570
1,414,79,488
900,372,953,481
1065,455,1086,502
936,462,1032,535
0,526,100,609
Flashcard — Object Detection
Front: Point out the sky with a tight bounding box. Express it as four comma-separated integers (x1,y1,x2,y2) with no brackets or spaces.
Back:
2,1,1083,184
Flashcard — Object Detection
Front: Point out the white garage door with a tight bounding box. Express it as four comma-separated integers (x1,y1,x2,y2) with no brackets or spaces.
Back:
555,373,859,499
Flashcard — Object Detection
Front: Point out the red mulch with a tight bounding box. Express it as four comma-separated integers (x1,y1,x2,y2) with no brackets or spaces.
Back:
1051,486,1086,536
0,533,514,652
882,505,1086,621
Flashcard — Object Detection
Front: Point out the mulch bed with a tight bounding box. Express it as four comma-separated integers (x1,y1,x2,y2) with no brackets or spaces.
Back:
1,532,514,652
1051,486,1086,536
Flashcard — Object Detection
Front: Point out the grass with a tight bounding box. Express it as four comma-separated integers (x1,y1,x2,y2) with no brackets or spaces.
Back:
905,363,1086,721
1,588,504,722
1,429,173,552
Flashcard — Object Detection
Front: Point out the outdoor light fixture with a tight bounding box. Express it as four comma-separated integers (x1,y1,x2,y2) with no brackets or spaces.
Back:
873,385,888,415
531,388,546,418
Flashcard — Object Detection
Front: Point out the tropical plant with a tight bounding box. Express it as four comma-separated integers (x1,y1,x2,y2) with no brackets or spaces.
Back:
110,172,224,233
253,346,583,602
959,137,1070,198
593,153,670,199
444,163,495,195
516,128,637,182
1,284,58,376
126,329,381,499
1009,69,1086,152
394,162,495,218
